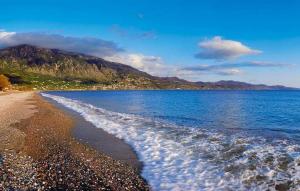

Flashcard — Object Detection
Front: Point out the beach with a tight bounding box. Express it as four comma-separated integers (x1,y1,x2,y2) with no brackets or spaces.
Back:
49,100,144,171
0,92,149,190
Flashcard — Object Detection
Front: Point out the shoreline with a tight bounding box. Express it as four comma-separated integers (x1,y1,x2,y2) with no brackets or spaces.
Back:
0,92,149,190
46,96,144,171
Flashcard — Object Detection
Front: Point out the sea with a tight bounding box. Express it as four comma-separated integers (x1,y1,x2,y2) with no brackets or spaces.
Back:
41,90,300,191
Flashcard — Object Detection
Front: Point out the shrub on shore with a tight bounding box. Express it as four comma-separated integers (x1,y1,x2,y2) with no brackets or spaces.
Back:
0,74,11,91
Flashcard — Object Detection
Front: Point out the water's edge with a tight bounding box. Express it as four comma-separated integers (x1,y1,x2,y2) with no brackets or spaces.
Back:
42,94,145,172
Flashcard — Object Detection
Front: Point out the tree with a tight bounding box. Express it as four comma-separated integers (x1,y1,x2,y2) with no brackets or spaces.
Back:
0,74,11,91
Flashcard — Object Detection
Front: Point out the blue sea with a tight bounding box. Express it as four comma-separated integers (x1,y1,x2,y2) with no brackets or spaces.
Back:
42,90,300,191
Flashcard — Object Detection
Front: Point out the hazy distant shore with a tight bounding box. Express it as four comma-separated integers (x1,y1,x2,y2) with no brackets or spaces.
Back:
0,92,149,190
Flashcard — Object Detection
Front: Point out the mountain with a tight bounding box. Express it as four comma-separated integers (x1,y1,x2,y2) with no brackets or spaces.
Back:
0,44,199,90
195,80,296,90
0,44,296,90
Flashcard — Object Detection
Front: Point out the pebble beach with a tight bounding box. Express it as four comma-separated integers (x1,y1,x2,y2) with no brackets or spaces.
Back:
0,92,149,190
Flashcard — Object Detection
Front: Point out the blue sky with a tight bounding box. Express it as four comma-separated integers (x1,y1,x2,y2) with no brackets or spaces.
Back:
1,0,300,87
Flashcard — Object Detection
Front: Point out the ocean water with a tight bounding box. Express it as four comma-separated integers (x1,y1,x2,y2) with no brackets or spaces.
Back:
42,90,300,191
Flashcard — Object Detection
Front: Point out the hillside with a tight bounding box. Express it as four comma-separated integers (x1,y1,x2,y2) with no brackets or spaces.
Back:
0,44,199,90
0,45,295,90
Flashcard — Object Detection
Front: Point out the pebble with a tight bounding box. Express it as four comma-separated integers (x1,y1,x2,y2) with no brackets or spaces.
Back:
0,95,150,190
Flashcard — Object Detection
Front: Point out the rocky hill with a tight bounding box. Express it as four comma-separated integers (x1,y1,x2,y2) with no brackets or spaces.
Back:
0,45,295,90
0,45,199,90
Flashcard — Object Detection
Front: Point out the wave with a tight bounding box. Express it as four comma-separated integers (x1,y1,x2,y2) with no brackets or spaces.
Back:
42,93,300,191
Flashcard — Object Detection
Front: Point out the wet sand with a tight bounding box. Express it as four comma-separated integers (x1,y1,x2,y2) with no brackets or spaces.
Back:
0,92,149,190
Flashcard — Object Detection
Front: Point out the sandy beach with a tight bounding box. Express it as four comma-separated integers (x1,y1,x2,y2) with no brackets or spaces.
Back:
0,92,149,190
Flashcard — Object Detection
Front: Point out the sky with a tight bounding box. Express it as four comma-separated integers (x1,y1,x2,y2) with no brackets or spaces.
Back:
1,0,300,87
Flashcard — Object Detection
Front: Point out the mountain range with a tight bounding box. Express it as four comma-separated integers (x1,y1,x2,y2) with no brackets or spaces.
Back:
0,44,296,90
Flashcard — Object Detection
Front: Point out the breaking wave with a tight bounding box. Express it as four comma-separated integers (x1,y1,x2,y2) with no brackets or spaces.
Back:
42,93,300,191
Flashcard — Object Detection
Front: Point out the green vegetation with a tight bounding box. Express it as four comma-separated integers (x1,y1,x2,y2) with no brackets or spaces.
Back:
0,60,117,90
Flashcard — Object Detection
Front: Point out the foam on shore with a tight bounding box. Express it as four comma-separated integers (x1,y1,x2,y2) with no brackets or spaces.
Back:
42,93,300,191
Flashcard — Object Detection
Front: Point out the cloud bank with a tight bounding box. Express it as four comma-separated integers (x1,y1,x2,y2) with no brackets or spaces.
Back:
195,36,261,60
181,61,289,76
0,30,124,57
182,61,287,72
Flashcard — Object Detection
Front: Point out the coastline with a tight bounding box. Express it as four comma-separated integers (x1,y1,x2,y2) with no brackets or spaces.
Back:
46,96,144,171
0,92,149,190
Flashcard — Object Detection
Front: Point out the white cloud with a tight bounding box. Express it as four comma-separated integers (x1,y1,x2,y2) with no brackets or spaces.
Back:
127,54,162,70
0,30,15,39
105,53,172,76
195,36,261,60
0,30,123,57
217,69,243,76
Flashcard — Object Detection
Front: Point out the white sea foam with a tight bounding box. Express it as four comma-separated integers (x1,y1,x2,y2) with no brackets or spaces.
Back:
42,93,300,191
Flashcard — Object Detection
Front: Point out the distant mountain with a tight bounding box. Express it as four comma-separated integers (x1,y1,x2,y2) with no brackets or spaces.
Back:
0,45,296,90
195,80,296,90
